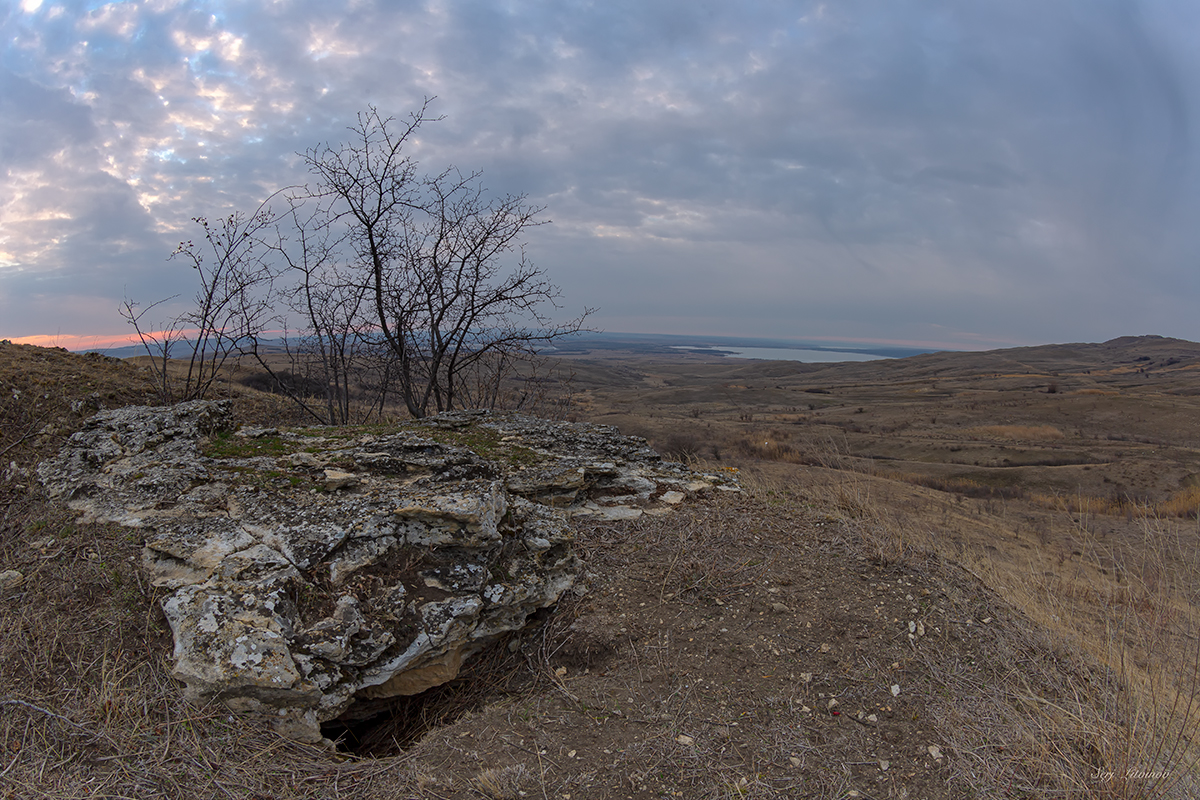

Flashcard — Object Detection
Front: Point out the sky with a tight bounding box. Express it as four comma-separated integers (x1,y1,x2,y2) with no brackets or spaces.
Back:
2,0,1199,352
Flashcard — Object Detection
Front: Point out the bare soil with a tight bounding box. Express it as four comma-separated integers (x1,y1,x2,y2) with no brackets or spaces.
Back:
391,495,1062,800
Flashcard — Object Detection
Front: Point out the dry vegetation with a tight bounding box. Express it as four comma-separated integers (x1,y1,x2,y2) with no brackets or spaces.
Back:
1,336,1199,798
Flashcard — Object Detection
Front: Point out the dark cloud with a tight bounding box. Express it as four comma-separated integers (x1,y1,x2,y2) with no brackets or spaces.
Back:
0,69,96,164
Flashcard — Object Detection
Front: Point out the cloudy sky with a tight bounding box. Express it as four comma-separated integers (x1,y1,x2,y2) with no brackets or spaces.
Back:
2,0,1199,352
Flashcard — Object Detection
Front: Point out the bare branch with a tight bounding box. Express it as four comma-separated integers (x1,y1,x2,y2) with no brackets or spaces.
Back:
128,99,588,421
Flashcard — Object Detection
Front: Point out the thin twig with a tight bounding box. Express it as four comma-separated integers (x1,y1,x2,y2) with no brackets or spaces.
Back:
0,698,91,733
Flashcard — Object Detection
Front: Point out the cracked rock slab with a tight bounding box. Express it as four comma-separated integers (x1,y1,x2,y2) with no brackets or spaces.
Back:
39,401,736,742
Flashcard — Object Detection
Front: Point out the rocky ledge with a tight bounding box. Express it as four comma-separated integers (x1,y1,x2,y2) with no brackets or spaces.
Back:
38,401,735,742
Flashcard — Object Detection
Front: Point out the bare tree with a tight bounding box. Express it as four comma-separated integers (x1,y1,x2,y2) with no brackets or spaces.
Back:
119,294,188,403
122,208,277,401
304,104,591,418
125,100,588,420
247,195,376,424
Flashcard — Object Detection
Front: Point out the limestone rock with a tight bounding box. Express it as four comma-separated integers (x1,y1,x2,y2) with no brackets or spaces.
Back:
38,402,735,741
0,569,24,593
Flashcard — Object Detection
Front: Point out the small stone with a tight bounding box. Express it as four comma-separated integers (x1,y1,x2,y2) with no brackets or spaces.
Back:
289,452,322,468
236,426,278,438
322,469,358,490
891,684,901,697
788,756,802,768
916,621,925,636
0,570,24,592
819,643,831,653
800,672,812,683
675,734,694,745
770,602,791,613
827,698,839,711
928,744,943,760
879,759,890,771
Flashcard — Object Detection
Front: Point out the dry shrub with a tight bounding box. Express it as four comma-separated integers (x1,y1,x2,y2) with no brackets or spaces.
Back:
1028,487,1200,520
883,470,1027,500
1029,491,1129,517
658,431,705,461
969,424,1066,440
732,428,856,467
813,472,931,567
1158,485,1200,519
574,493,773,605
734,437,805,463
471,764,531,799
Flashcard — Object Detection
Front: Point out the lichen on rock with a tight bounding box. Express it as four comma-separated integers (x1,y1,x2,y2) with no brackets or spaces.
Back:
38,400,735,742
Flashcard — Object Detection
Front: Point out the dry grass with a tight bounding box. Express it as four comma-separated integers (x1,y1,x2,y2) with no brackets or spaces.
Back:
733,437,807,464
1025,486,1200,520
969,424,1066,440
0,496,432,798
1028,491,1130,517
815,475,925,567
1158,485,1200,519
885,470,1029,500
744,431,1200,798
470,764,532,799
575,487,777,607
0,343,434,798
914,497,1200,798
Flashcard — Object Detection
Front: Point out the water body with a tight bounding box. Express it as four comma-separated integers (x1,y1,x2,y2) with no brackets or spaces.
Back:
674,346,887,363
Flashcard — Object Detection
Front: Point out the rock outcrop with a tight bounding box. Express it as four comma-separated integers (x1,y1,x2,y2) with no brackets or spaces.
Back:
38,401,735,742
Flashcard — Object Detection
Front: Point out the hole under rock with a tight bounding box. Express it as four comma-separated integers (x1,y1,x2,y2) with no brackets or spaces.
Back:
321,684,485,757
321,618,554,757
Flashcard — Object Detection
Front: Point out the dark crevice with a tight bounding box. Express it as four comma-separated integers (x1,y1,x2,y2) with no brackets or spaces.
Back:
320,611,558,757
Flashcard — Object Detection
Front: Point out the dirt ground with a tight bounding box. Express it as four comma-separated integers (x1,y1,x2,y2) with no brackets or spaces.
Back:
1,339,1198,799
387,493,1055,800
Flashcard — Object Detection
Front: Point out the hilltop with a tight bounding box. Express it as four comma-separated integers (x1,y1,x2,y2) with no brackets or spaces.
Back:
0,338,1197,799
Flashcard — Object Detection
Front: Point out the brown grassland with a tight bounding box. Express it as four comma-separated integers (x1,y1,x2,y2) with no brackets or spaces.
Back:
0,335,1198,799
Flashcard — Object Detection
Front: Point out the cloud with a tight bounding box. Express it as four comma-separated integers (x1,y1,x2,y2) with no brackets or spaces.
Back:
1,0,1198,347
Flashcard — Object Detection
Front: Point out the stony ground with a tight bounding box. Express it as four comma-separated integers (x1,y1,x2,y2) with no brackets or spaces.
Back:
371,490,1126,800
398,496,972,799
